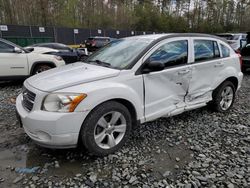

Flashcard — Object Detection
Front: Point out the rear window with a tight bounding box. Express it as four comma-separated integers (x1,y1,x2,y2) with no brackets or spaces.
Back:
194,40,220,62
220,44,230,57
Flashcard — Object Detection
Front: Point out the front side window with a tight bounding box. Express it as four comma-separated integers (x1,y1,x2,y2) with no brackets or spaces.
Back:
149,40,188,68
220,44,230,57
0,41,14,53
194,40,220,62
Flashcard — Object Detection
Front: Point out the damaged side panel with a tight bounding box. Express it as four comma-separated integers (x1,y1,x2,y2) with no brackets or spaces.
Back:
143,66,192,122
186,58,226,105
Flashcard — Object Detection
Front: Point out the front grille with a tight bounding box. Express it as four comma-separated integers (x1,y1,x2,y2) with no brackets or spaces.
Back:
22,87,36,112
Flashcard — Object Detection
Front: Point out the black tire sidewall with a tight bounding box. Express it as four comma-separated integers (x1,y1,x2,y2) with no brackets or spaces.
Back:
212,81,236,112
32,64,52,75
81,101,132,156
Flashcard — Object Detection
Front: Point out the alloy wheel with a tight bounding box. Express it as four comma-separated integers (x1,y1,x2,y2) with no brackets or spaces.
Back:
94,111,127,149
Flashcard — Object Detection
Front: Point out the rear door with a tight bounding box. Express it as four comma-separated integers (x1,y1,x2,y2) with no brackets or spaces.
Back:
142,38,192,121
186,38,223,104
0,40,28,77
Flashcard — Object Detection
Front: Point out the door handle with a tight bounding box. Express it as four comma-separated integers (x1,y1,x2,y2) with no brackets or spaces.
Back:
178,69,190,75
214,62,224,67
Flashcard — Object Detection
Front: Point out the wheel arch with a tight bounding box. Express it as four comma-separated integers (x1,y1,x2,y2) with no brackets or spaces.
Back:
214,76,238,93
30,61,56,75
77,98,140,147
224,76,238,90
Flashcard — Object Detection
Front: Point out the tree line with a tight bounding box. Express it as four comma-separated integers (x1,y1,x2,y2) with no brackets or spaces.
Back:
0,0,250,33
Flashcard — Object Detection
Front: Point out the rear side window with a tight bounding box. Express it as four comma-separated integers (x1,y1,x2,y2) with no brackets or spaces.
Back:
194,40,220,62
220,44,230,57
149,40,188,68
0,41,14,53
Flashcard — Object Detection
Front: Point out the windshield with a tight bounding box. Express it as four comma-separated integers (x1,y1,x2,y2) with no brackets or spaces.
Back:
86,38,152,69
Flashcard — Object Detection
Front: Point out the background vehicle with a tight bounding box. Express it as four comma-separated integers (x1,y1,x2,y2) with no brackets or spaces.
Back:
85,37,115,52
0,38,65,80
16,34,243,156
216,33,247,50
240,44,250,72
27,43,88,64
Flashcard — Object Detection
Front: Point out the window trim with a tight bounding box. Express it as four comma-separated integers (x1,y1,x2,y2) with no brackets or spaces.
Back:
148,39,189,69
219,43,231,58
193,39,222,63
135,37,191,75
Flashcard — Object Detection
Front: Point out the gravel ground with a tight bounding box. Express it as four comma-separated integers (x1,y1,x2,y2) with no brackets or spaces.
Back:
0,75,249,188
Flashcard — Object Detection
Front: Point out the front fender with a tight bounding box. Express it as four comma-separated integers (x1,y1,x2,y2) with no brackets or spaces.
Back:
58,81,144,122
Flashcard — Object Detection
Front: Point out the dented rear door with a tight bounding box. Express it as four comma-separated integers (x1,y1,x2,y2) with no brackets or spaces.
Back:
186,38,223,105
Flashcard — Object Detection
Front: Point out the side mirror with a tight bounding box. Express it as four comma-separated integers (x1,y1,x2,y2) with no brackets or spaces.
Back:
142,60,165,74
14,47,23,53
24,47,34,52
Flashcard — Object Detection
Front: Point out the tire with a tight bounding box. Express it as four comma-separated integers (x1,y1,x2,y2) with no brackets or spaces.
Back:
80,101,132,156
211,81,236,112
32,64,52,75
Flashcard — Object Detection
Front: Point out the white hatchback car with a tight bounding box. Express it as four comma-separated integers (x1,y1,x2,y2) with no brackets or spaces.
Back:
16,34,243,156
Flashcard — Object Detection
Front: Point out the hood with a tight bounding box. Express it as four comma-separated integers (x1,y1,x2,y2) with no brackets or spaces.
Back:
31,47,59,54
27,62,120,92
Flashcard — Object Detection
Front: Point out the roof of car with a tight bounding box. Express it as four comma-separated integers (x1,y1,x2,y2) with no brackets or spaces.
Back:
89,36,111,39
217,33,246,36
126,33,226,42
32,43,66,46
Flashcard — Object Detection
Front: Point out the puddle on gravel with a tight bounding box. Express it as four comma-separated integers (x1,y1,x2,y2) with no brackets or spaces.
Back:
0,144,90,176
0,142,193,180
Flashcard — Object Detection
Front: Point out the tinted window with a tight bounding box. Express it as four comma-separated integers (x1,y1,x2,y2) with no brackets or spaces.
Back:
220,44,230,57
0,41,14,53
194,40,220,62
149,40,188,68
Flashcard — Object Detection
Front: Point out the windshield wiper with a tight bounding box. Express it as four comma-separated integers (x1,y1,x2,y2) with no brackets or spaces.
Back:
87,60,111,67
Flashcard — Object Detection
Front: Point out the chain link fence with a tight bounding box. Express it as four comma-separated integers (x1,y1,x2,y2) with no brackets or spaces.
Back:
0,24,157,46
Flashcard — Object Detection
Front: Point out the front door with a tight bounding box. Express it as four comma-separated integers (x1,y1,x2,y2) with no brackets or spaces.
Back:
0,40,28,77
142,38,192,121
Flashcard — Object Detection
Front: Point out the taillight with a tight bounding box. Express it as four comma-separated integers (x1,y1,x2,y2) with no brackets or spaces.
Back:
237,53,243,70
235,49,240,54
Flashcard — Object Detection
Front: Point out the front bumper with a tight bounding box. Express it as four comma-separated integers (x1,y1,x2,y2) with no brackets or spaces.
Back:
16,93,89,149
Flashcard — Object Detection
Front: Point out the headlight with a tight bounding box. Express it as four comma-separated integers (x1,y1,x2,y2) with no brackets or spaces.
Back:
54,55,63,61
42,93,87,112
